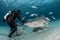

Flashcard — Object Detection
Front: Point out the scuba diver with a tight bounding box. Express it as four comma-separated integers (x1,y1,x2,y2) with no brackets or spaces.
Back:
2,9,26,38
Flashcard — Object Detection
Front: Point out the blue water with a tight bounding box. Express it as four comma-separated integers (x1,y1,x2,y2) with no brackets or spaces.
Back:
0,0,60,26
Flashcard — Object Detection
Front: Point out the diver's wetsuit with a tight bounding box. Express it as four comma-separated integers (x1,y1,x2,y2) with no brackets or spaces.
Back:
5,10,22,38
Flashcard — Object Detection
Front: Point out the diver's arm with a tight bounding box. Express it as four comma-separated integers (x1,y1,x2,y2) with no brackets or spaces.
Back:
17,16,22,21
17,16,27,24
